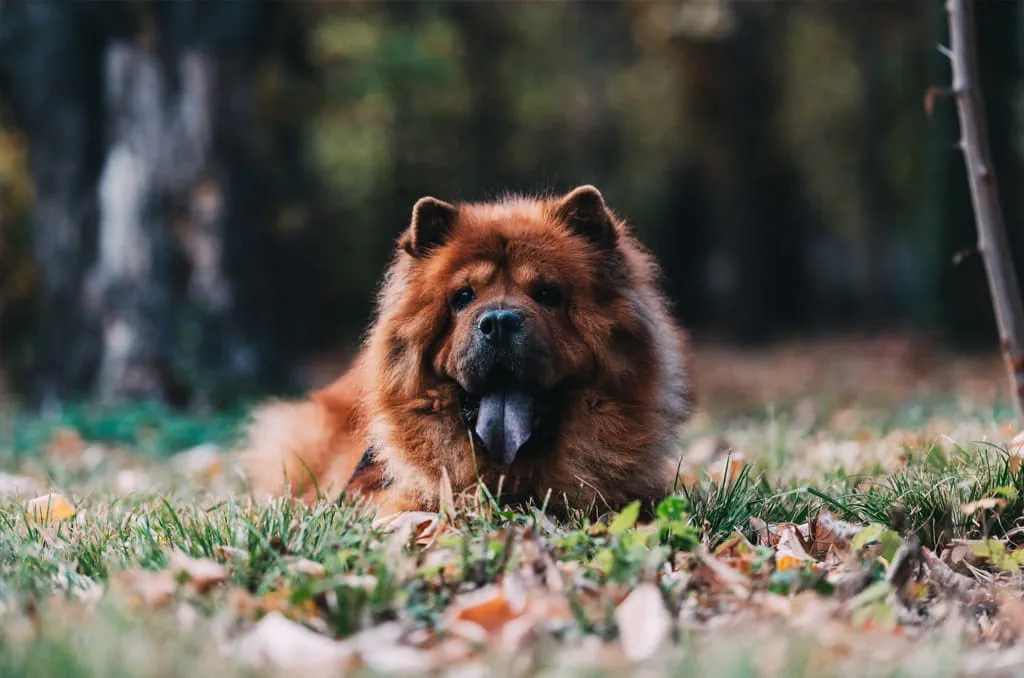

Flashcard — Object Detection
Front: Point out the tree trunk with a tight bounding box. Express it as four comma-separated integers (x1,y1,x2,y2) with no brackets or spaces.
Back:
0,1,111,405
88,44,194,403
672,2,810,343
1,0,307,406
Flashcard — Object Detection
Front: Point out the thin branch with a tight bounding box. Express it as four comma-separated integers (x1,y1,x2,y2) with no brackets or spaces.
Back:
947,0,1024,420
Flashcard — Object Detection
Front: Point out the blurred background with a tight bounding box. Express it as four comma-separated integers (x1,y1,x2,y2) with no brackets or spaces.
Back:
0,0,1018,412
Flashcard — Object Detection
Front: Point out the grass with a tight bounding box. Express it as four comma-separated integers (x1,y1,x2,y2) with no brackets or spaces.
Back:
0,393,1022,676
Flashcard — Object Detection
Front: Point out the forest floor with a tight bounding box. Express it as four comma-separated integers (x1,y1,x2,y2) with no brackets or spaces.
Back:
1,335,1024,677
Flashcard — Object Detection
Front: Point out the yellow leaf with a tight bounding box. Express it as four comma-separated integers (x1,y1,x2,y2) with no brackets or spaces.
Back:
26,493,76,523
775,554,804,572
260,587,317,622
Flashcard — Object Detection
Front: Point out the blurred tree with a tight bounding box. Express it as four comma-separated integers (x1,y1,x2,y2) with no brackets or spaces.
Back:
0,1,113,404
670,0,811,343
0,0,313,406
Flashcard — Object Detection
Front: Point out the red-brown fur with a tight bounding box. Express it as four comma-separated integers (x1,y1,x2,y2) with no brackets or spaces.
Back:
242,186,693,515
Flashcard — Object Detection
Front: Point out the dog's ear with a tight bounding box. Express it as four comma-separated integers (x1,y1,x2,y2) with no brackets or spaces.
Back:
400,197,459,257
553,185,617,248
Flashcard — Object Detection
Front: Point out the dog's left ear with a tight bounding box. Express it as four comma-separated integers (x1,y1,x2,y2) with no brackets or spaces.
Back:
553,185,618,248
401,196,459,258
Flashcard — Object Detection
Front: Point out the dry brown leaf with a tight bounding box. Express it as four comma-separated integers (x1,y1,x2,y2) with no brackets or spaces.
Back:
694,546,750,596
709,453,747,486
215,545,249,563
922,548,987,601
116,569,177,608
775,525,817,572
810,510,863,555
1009,431,1024,475
235,611,354,671
374,511,442,547
168,550,228,594
961,497,1006,515
288,557,327,577
614,583,671,662
446,584,523,641
26,493,76,523
444,574,571,656
714,531,757,574
997,590,1024,641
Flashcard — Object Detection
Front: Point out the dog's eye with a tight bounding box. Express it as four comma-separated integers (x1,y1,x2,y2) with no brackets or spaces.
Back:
451,287,476,310
532,284,563,308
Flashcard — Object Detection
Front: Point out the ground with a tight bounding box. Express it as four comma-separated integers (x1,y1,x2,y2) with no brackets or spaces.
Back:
1,336,1024,677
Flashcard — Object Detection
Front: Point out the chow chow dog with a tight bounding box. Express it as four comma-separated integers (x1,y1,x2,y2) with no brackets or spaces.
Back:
244,185,693,516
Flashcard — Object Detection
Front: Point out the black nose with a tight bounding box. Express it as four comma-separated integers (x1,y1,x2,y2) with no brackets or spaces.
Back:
477,309,523,343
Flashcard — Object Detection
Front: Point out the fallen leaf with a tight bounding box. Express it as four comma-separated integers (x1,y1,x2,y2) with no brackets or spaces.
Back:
714,531,757,573
709,453,747,486
235,612,354,671
997,591,1024,641
1009,431,1024,475
962,497,1007,515
259,587,318,621
448,585,521,635
614,583,671,662
810,510,863,555
851,523,902,562
374,511,442,547
214,545,249,563
26,493,76,523
174,443,224,481
168,550,228,594
608,501,640,536
116,569,177,607
775,524,817,572
288,557,327,577
361,646,435,673
693,547,750,596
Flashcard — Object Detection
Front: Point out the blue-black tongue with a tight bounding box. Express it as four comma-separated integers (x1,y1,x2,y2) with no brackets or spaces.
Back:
474,391,534,465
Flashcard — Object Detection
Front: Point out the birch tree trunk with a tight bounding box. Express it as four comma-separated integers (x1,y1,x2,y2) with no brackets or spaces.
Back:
1,1,306,406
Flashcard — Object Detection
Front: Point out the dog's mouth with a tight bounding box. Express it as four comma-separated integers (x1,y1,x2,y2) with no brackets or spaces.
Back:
457,371,559,466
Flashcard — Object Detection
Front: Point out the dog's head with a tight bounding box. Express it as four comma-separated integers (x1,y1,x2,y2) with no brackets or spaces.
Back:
381,185,633,466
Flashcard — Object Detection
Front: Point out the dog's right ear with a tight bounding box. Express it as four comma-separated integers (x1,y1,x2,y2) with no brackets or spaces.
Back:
400,197,458,258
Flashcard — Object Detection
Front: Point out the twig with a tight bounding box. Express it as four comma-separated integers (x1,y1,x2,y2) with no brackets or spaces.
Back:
947,0,1024,421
